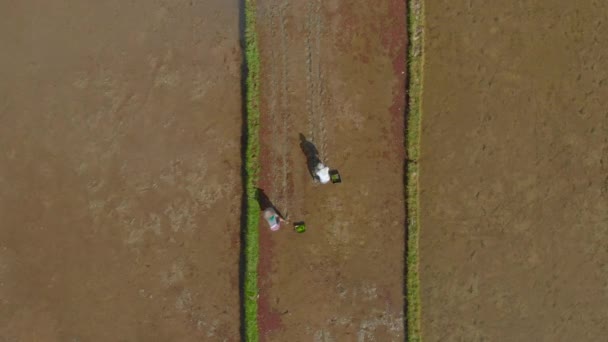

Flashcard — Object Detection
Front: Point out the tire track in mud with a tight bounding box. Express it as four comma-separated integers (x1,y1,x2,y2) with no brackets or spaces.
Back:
305,0,328,162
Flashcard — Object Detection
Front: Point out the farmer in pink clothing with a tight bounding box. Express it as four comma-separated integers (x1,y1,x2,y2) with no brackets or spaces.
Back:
263,207,284,231
256,188,286,231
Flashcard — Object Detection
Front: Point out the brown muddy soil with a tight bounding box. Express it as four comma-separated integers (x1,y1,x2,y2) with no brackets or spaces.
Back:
0,1,242,341
420,1,608,341
256,0,407,340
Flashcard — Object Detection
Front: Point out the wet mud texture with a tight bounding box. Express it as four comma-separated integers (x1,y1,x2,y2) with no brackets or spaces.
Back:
420,1,608,341
0,1,242,341
256,0,407,340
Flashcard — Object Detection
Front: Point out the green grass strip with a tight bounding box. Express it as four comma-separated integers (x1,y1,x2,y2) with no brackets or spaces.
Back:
244,0,260,340
406,0,424,341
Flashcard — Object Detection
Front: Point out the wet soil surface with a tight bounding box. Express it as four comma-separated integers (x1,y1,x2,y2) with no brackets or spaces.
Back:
421,1,608,341
256,0,407,340
0,1,242,340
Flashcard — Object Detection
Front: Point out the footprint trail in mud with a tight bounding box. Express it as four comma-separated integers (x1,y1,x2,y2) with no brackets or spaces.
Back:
305,0,328,162
265,1,292,216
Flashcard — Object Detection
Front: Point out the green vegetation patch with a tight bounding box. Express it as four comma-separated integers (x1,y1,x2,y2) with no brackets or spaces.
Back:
406,0,424,341
243,0,261,340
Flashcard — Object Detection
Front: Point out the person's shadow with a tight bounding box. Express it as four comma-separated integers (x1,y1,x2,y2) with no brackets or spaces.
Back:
299,133,322,180
255,188,286,219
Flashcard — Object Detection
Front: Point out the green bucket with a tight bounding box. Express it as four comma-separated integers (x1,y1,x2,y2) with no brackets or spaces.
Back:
294,222,306,233
329,169,341,183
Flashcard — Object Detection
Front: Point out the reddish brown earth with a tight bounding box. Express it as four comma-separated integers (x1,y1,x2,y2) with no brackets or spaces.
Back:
256,0,407,340
0,1,242,341
420,1,608,341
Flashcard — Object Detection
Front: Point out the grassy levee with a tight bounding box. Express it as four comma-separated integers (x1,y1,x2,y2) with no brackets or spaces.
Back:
243,0,261,340
406,0,424,341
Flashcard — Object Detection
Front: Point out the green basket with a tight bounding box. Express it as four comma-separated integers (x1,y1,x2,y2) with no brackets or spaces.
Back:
294,222,306,233
329,170,341,184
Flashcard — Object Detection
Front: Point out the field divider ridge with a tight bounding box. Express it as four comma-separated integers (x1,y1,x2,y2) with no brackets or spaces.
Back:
405,0,424,340
240,0,261,340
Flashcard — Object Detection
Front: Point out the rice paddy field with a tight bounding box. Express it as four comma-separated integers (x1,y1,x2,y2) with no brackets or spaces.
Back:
0,1,242,340
3,0,606,341
420,1,608,341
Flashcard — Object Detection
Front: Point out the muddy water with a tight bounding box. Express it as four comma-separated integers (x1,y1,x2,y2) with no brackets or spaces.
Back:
421,1,608,341
256,0,407,340
0,1,242,340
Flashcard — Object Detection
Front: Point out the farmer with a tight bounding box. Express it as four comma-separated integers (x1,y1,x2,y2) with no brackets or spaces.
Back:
263,207,285,231
314,162,331,184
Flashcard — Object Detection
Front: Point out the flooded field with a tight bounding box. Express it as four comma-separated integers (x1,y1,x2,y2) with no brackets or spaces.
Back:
420,1,608,341
0,1,242,340
255,0,407,340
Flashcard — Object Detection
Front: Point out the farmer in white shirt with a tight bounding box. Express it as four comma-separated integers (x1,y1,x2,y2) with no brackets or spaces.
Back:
300,134,332,184
314,163,331,184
